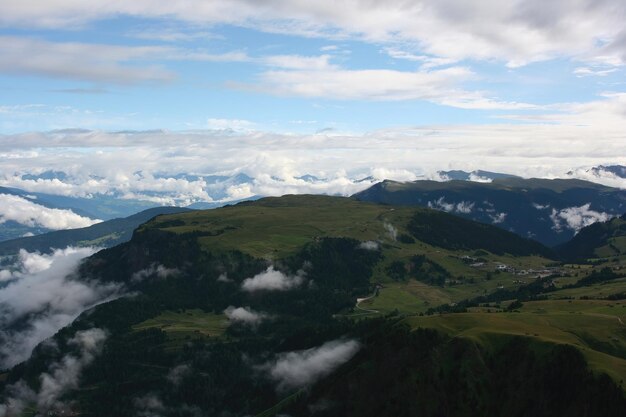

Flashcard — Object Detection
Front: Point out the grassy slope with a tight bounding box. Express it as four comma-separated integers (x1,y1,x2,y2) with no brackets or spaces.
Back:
137,195,626,388
404,299,626,386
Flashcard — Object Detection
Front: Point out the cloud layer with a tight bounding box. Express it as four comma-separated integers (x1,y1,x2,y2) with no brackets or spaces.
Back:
0,247,122,369
0,194,102,230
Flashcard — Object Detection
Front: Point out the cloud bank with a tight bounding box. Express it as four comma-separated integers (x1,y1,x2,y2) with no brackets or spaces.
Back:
0,194,101,230
0,247,122,369
261,339,360,392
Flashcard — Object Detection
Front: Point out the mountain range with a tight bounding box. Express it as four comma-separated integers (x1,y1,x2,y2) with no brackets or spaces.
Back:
354,177,626,247
1,194,625,416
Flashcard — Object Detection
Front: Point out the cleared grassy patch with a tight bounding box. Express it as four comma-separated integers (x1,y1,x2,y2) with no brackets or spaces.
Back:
133,309,229,349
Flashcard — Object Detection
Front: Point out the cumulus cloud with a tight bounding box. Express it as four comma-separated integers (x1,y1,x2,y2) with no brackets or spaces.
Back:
224,306,268,326
0,247,122,368
241,266,305,292
0,193,101,230
261,339,360,392
428,197,475,214
550,203,613,233
0,328,107,416
131,263,179,283
358,241,380,251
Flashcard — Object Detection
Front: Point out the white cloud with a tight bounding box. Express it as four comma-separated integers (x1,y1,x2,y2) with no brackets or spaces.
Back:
0,328,107,416
167,364,191,386
207,118,256,132
217,273,232,282
262,54,334,70
0,247,122,368
455,201,475,214
550,203,613,233
37,328,107,411
489,212,507,224
261,339,360,392
428,197,475,214
0,36,250,85
241,266,305,292
0,193,101,230
224,306,268,326
0,36,174,84
0,91,625,206
131,263,179,283
383,222,397,241
573,66,618,77
358,241,379,251
134,393,166,417
250,64,534,108
1,1,625,68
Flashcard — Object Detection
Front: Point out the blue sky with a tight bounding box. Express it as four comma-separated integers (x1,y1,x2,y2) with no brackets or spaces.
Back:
1,1,625,133
0,1,625,202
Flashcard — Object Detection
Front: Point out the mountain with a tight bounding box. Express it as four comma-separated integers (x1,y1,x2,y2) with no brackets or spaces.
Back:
438,169,521,181
587,165,626,179
353,178,626,246
1,195,625,416
556,213,626,262
0,206,193,256
0,186,104,242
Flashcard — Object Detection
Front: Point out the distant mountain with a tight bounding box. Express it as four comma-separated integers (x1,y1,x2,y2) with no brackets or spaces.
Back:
588,165,626,179
353,178,626,246
438,170,521,181
0,185,161,221
556,213,626,262
0,206,192,256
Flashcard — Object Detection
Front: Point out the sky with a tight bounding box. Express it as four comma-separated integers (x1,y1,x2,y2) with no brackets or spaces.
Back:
0,1,625,202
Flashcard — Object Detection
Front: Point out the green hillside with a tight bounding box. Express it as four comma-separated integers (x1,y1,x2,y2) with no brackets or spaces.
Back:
1,195,625,416
353,177,626,247
557,214,626,262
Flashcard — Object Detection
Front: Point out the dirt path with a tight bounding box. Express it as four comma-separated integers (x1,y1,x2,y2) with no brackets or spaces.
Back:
354,295,379,314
